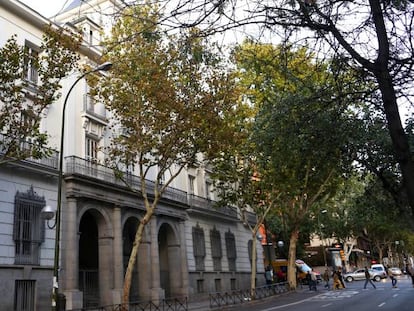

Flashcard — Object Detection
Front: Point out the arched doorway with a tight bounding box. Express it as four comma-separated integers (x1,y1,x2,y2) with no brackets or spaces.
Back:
78,210,99,308
158,223,182,298
122,217,139,302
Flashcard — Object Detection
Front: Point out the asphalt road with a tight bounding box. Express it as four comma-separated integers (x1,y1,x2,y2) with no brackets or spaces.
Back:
221,276,414,311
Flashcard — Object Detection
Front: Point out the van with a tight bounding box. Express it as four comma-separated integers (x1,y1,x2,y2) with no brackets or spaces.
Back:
371,263,387,279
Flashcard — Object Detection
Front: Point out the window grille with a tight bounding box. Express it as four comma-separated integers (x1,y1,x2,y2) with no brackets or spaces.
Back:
23,41,39,85
188,175,195,195
225,231,237,272
210,228,222,271
13,186,45,265
192,225,205,271
85,137,98,162
14,280,36,311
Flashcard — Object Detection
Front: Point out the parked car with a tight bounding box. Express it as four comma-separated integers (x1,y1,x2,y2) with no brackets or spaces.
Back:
371,263,387,279
389,267,403,276
344,268,384,282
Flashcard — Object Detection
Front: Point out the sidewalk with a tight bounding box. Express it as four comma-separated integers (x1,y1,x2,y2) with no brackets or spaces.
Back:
187,285,323,310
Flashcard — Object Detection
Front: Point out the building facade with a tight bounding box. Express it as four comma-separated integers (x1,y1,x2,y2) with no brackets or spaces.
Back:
0,1,264,310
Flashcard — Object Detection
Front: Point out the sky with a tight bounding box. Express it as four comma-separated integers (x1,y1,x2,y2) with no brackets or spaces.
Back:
21,0,69,17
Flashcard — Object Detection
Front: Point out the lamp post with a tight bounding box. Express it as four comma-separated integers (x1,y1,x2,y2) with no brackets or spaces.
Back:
45,62,112,311
318,209,328,266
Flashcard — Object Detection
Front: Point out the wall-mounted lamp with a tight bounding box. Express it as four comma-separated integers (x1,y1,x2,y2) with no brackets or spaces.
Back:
41,205,56,229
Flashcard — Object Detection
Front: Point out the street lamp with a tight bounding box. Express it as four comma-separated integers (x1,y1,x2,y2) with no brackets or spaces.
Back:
318,209,328,266
41,62,112,311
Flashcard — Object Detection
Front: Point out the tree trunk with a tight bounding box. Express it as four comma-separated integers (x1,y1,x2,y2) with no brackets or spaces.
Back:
369,0,414,212
250,232,257,300
121,210,153,310
287,229,299,290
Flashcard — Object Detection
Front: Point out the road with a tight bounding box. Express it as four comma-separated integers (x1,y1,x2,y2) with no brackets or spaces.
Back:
222,276,414,311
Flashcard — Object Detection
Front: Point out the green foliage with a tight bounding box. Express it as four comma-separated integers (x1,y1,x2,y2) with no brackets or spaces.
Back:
94,5,239,184
0,26,80,164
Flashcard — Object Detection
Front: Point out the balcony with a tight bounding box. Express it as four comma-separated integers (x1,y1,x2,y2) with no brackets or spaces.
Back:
83,94,107,123
65,156,188,204
0,133,59,171
188,194,238,219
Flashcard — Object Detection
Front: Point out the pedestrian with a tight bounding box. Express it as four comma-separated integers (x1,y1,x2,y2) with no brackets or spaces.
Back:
332,270,342,290
310,269,318,291
363,266,376,289
323,268,330,290
337,267,346,289
387,265,397,288
406,263,414,288
306,271,312,290
265,265,273,286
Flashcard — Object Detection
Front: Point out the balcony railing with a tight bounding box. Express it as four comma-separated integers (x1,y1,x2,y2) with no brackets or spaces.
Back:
65,156,188,205
0,132,59,169
188,194,238,218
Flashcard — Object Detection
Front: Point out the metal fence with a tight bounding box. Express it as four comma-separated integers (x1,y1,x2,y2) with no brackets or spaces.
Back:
209,282,290,308
69,297,188,311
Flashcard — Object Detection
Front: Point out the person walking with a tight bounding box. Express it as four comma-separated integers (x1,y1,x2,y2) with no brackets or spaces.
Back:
387,265,397,288
265,265,273,287
407,263,414,288
363,266,376,289
323,268,330,290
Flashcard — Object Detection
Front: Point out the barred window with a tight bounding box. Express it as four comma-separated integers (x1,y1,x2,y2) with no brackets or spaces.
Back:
23,41,39,85
13,186,45,265
14,280,36,311
225,230,237,272
85,136,98,162
210,228,222,271
192,225,205,271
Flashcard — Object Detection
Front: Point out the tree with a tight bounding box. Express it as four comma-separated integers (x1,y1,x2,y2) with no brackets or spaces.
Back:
233,41,358,289
92,4,239,308
210,119,275,299
159,0,414,214
0,26,80,164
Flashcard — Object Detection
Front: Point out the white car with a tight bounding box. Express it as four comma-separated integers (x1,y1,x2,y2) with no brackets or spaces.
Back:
344,268,384,282
389,267,402,276
371,264,387,279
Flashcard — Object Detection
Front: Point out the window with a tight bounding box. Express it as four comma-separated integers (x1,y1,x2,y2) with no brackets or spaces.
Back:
225,230,237,272
205,181,212,200
13,186,45,265
188,175,195,195
85,136,98,162
23,41,39,85
210,228,222,271
14,280,36,311
192,225,205,271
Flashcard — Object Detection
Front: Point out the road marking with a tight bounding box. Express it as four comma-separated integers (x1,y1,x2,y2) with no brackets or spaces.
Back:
321,303,332,307
378,302,386,307
393,294,398,298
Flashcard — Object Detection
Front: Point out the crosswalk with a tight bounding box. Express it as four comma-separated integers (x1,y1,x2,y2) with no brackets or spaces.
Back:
309,290,360,301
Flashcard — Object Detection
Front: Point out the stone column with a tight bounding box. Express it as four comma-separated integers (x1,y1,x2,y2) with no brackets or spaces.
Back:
150,217,163,301
61,197,83,310
179,220,189,297
112,206,123,304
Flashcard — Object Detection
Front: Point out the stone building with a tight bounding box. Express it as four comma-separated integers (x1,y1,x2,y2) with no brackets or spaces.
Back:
0,0,264,310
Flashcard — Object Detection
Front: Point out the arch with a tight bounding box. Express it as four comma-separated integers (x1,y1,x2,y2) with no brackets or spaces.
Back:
158,221,182,298
122,214,152,301
78,206,114,308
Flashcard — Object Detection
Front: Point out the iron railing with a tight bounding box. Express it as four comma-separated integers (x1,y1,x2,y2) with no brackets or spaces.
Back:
209,282,289,308
0,132,59,169
69,297,188,311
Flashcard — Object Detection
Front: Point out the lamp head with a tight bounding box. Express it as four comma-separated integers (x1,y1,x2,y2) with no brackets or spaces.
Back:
41,205,56,220
96,61,112,72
